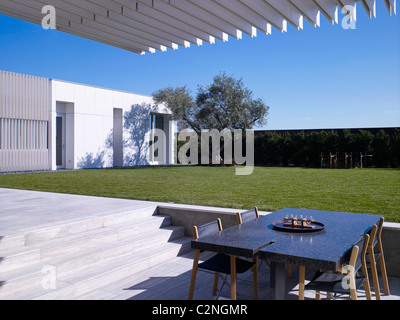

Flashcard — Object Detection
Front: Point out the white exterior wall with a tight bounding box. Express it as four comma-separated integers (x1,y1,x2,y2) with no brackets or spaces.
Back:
51,79,174,170
0,71,51,172
0,70,175,172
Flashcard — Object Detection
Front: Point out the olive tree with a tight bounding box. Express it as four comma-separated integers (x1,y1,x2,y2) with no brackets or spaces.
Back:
152,72,269,133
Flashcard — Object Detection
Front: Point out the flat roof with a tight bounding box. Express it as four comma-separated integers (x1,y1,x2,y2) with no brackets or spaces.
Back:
0,69,152,98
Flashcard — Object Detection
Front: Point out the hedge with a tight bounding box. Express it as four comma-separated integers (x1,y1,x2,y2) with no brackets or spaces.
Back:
254,128,400,168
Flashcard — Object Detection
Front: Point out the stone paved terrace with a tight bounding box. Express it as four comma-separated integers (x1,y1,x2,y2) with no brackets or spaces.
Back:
0,188,399,300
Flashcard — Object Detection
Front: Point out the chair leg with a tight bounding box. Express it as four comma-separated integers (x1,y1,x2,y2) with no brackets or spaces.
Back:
379,254,390,295
212,273,219,296
361,262,372,300
349,272,357,300
298,265,305,300
315,269,321,300
286,264,291,278
188,249,200,300
364,279,372,300
327,270,332,300
252,257,259,300
368,247,381,300
350,288,358,300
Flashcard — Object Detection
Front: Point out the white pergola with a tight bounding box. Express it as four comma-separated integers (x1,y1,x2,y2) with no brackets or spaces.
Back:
0,0,396,54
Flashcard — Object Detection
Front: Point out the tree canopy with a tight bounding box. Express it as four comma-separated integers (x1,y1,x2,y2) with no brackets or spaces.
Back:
152,72,269,133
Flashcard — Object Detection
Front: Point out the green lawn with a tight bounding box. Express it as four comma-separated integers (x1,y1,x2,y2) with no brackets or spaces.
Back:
0,166,399,222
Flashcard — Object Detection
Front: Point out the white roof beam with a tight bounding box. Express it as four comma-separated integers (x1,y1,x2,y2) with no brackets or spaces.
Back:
134,1,205,45
132,0,222,43
360,0,377,18
30,0,161,51
289,0,321,27
35,0,170,51
67,18,154,52
339,1,357,21
32,0,178,50
92,0,203,46
214,0,271,35
79,17,165,52
389,0,397,15
240,0,288,32
125,0,210,45
0,0,145,53
61,20,145,54
13,0,88,24
189,0,255,38
109,11,190,47
384,0,397,14
106,10,185,48
265,0,304,30
383,0,392,13
335,0,346,11
311,0,339,24
167,0,240,40
79,0,199,47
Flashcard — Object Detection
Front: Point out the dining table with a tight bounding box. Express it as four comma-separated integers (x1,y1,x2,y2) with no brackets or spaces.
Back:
191,207,382,300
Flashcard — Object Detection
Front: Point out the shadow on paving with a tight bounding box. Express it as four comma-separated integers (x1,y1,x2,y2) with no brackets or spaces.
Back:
119,256,303,300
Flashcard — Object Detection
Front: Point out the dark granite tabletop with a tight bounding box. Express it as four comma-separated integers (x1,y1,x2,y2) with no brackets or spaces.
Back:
191,212,284,258
192,208,382,270
259,208,381,270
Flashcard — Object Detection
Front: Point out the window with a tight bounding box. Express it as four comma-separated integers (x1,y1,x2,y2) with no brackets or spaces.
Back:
149,114,165,163
0,118,48,150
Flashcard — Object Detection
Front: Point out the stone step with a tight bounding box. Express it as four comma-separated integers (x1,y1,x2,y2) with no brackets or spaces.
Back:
0,237,192,300
61,237,193,299
0,206,158,251
39,215,172,262
0,223,186,299
0,214,171,274
49,226,186,280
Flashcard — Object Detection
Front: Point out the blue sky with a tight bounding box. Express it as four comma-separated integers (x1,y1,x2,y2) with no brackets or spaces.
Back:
0,2,399,130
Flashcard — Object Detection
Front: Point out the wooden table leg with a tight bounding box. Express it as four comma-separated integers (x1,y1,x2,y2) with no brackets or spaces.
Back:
230,255,237,300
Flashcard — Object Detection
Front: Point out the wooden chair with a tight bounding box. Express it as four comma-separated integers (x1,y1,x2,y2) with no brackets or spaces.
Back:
367,218,390,299
188,218,258,300
236,207,293,280
235,207,260,224
302,234,372,300
235,207,261,292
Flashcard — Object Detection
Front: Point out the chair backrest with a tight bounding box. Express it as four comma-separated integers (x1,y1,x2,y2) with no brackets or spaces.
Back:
368,224,378,250
368,217,384,252
352,233,370,273
192,218,223,240
376,217,384,252
236,207,259,225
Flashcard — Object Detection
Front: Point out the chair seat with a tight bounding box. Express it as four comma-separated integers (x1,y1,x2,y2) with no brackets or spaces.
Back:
305,272,365,295
198,253,255,274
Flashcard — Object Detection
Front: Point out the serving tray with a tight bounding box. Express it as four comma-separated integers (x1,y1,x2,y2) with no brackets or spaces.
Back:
272,220,326,232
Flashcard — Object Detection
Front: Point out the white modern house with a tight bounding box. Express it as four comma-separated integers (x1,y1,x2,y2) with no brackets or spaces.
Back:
0,70,175,172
